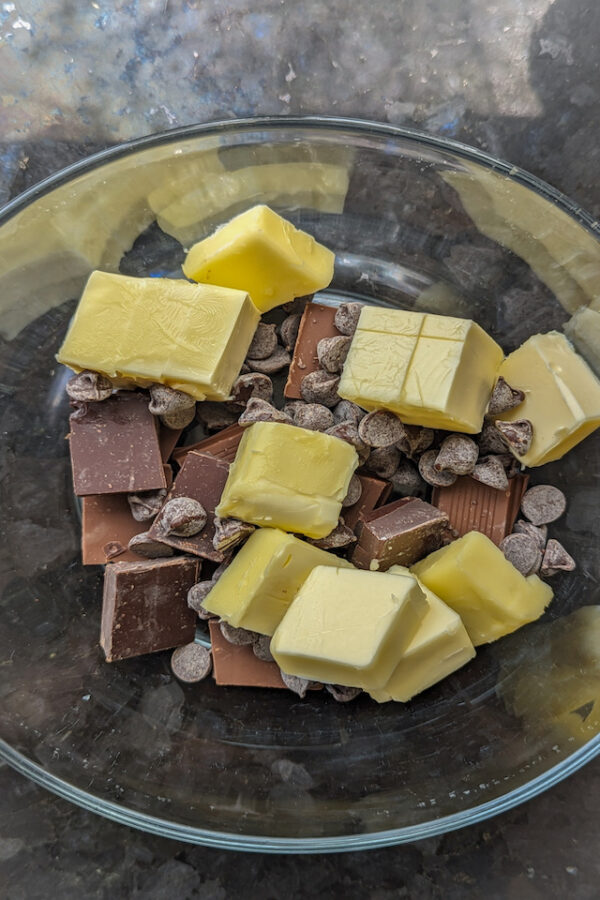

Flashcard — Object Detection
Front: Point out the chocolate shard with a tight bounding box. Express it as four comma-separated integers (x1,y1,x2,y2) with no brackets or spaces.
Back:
432,473,529,546
209,620,287,688
82,494,149,565
100,557,199,662
342,474,392,532
284,301,340,399
351,497,449,571
148,451,230,561
171,424,245,466
158,424,183,462
68,391,166,496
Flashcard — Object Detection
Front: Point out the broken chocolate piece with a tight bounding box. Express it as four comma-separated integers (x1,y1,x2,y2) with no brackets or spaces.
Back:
434,434,479,476
499,533,542,576
486,376,525,418
171,643,213,683
100,557,199,662
171,424,245,466
495,419,533,457
148,451,230,561
285,301,340,399
343,474,392,532
158,424,183,463
209,619,287,688
540,539,576,577
69,391,166,496
432,473,529,546
81,493,149,565
521,484,567,526
351,497,449,571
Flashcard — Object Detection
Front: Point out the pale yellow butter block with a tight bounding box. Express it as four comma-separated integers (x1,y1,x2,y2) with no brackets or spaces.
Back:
182,204,335,312
270,566,428,690
216,422,358,539
411,531,553,646
338,307,504,433
56,271,259,401
370,566,475,703
203,528,352,635
496,331,600,466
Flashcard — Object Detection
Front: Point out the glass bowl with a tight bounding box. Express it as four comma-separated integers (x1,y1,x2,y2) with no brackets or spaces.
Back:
1,116,599,853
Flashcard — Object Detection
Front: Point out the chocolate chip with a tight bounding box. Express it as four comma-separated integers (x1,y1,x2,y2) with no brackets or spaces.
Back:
66,370,113,402
127,532,175,558
252,634,274,662
499,533,542,576
300,370,340,407
316,335,353,374
308,519,357,549
160,407,196,429
521,485,567,525
496,453,524,479
278,313,302,352
187,581,217,619
219,621,257,646
283,400,306,419
149,383,196,429
332,399,366,426
238,397,294,427
158,497,207,537
103,541,126,560
212,516,255,553
231,373,274,406
246,345,291,374
282,295,312,315
247,322,278,360
294,403,335,432
325,684,362,702
398,425,435,457
486,376,525,417
280,671,316,698
334,302,364,336
196,401,239,431
342,473,363,507
171,643,213,683
434,434,479,475
127,488,168,522
326,422,370,463
470,455,509,491
495,419,533,457
365,446,401,479
358,410,407,448
391,459,426,497
512,519,548,550
418,450,457,487
478,424,510,455
540,539,576,577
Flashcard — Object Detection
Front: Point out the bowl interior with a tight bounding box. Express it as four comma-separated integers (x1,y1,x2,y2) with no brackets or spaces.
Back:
1,119,599,850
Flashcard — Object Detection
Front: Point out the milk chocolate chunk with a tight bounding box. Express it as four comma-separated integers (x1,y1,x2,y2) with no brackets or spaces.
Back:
69,392,166,496
343,474,392,531
100,557,199,662
209,619,287,688
158,424,183,462
285,302,340,399
148,451,230,561
82,494,149,565
351,497,449,571
171,424,245,466
432,473,529,546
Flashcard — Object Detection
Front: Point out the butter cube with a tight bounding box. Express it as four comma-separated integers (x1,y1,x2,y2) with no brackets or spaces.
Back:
56,271,259,401
496,331,600,466
203,528,352,635
182,204,335,312
216,422,358,539
338,308,504,433
270,566,428,690
411,531,553,646
369,566,475,702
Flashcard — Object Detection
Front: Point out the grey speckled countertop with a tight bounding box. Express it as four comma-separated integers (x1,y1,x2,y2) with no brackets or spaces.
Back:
1,1,600,897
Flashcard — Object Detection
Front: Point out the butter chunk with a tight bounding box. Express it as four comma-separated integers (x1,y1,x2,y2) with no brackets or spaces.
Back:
338,308,503,433
182,204,335,312
203,528,352,635
411,531,553,646
216,422,358,539
270,566,428,690
370,566,475,703
57,271,259,401
496,331,600,466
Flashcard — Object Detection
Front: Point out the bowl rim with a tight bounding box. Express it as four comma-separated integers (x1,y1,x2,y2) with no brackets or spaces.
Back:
1,114,599,852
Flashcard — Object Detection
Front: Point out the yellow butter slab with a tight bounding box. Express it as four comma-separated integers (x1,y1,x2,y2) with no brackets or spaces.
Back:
411,531,553,646
338,308,503,433
182,204,335,312
56,271,259,401
370,566,475,703
496,331,600,466
203,528,352,635
216,421,358,539
270,566,428,691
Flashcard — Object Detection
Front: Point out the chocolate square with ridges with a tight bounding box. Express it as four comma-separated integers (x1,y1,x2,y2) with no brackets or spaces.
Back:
284,301,340,399
432,474,529,546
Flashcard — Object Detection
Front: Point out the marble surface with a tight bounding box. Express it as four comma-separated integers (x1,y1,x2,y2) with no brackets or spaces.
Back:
1,0,600,896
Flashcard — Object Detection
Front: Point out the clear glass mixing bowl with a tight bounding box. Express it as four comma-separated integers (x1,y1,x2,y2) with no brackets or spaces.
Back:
1,117,599,852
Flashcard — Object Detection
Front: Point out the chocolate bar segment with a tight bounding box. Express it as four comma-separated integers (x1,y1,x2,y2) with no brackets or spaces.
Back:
209,620,287,688
343,474,392,532
100,557,199,661
171,424,245,466
69,392,166,496
158,424,183,462
432,474,529,546
351,497,449,571
82,494,148,564
284,301,340,399
148,451,230,561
